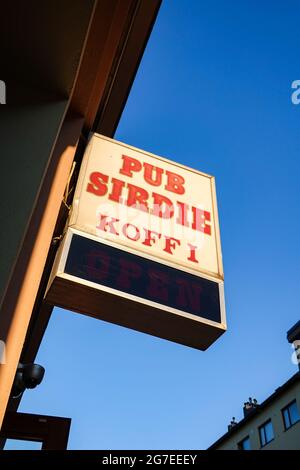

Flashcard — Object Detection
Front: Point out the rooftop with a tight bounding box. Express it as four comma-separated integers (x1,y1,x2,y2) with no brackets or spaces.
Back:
208,371,300,449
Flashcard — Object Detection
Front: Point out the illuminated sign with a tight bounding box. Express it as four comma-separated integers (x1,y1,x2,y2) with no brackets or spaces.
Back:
46,135,226,350
69,134,223,280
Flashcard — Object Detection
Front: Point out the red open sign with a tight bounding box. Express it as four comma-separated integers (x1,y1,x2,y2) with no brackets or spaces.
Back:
45,229,226,350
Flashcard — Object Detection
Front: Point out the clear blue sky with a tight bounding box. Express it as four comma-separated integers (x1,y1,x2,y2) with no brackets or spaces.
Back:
16,0,300,449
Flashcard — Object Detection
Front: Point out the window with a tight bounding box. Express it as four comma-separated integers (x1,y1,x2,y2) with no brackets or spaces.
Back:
238,436,251,450
259,420,274,447
282,400,300,430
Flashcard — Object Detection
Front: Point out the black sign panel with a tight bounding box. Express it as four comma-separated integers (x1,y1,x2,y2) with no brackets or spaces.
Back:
65,234,221,323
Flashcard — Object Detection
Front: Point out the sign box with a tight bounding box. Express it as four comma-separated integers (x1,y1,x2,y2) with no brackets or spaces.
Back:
45,134,226,350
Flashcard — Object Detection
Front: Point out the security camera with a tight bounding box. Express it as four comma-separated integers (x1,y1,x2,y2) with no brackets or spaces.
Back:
22,363,45,389
11,363,45,399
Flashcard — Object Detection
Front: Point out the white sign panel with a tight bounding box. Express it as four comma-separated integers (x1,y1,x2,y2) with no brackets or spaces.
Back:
69,134,223,281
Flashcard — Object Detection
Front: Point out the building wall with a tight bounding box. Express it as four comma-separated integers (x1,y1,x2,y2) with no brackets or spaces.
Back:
0,0,96,428
214,380,300,450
